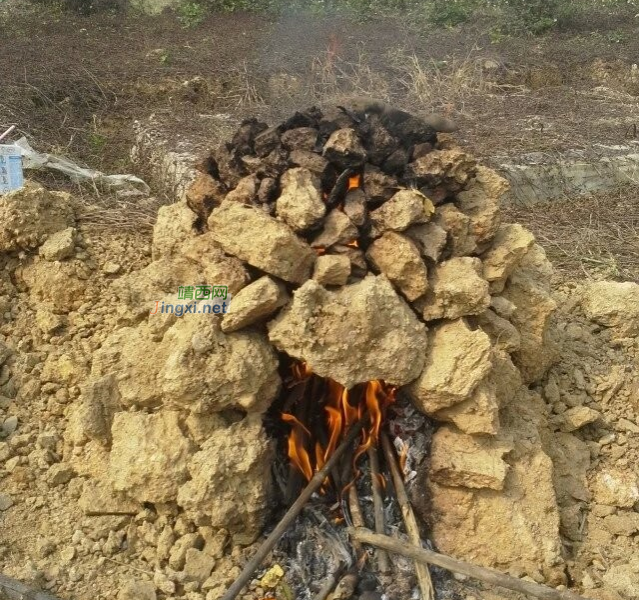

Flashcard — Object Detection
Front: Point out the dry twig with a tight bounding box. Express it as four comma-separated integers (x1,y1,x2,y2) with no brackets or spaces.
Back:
380,431,435,600
350,528,594,600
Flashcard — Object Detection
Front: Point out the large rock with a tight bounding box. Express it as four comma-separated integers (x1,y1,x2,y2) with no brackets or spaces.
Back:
275,167,325,232
405,222,448,262
456,165,507,246
426,391,564,585
369,189,434,235
434,204,477,256
152,202,198,260
582,281,639,336
420,257,490,321
208,201,315,283
433,380,500,435
109,411,193,504
366,232,429,302
430,425,512,490
92,316,280,414
405,149,477,190
407,319,493,414
177,416,274,544
502,244,558,383
323,128,367,169
0,181,75,252
268,275,427,389
221,276,289,333
39,227,76,261
482,224,535,293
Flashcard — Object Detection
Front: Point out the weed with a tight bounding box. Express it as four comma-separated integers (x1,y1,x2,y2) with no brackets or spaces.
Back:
176,1,206,27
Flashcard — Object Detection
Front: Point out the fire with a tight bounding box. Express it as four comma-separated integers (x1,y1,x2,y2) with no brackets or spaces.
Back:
281,362,395,487
347,174,361,190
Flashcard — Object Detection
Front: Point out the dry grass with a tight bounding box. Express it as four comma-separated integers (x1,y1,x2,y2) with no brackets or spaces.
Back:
305,46,496,117
504,186,639,283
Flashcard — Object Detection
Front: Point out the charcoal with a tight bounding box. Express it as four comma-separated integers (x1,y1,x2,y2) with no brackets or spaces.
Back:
261,147,290,179
231,117,268,156
254,125,282,158
281,108,322,131
359,114,398,166
412,142,434,161
317,106,357,141
382,146,410,176
363,165,397,206
211,143,246,188
257,177,278,204
281,127,319,152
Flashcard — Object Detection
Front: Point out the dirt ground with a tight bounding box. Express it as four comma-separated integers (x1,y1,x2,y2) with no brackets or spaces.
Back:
2,4,639,600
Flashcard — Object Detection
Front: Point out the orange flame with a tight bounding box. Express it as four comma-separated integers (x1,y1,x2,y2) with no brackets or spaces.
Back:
347,174,361,191
282,362,396,489
282,413,313,481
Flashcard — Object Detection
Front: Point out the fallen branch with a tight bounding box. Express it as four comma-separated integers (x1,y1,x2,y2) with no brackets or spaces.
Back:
380,431,434,600
350,528,594,600
367,445,390,575
0,573,62,600
221,415,369,600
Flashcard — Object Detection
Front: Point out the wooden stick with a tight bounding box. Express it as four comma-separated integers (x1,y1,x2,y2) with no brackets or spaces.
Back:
380,431,434,600
349,528,594,600
0,573,62,600
312,563,347,600
367,445,390,574
220,416,369,600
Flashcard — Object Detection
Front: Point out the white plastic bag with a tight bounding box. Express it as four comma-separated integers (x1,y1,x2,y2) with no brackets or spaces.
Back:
15,137,150,196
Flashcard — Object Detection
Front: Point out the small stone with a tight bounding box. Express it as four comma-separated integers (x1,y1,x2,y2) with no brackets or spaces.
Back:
323,128,367,169
369,189,434,235
313,255,351,286
35,309,66,334
311,210,358,249
169,533,203,571
153,571,176,595
405,222,448,262
260,564,284,589
430,425,512,490
434,204,477,256
0,493,14,511
102,261,121,275
407,319,492,414
281,127,318,151
184,548,216,584
591,469,639,508
603,512,639,536
420,257,490,321
276,167,325,232
582,281,639,335
36,539,57,558
39,227,76,261
221,276,289,333
225,174,259,205
343,189,367,227
2,416,18,436
366,232,428,302
560,406,601,432
118,579,157,600
482,224,535,293
48,463,75,485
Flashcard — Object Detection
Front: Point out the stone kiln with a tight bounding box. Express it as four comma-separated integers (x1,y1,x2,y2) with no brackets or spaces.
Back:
66,102,565,598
